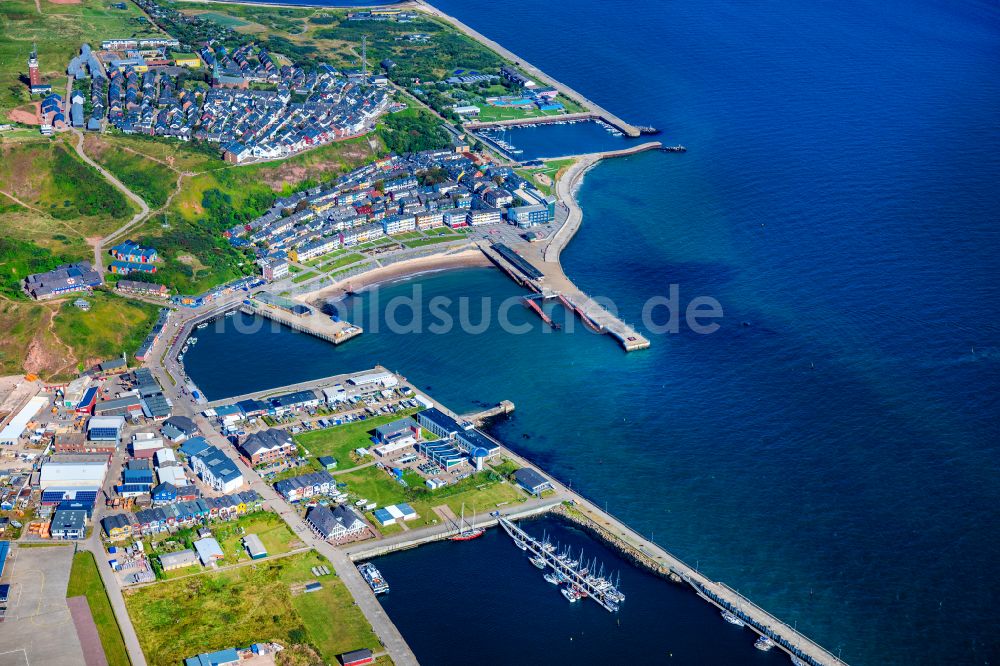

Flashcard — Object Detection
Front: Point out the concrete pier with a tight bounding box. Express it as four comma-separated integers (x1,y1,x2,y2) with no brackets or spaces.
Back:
465,111,635,136
341,376,848,666
479,241,651,352
463,399,516,424
202,367,385,410
242,293,363,345
343,499,559,560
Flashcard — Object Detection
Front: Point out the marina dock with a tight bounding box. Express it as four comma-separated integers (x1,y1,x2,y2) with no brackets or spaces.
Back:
337,375,847,665
498,516,625,612
241,292,363,346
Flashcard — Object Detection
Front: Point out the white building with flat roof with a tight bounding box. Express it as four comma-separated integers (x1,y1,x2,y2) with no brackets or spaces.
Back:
39,461,108,488
348,371,398,388
0,395,48,444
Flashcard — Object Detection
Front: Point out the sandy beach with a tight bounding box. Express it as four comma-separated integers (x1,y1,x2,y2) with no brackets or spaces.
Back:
299,248,491,306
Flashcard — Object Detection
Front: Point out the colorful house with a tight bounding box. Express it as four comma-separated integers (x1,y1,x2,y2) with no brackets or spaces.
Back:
110,240,158,263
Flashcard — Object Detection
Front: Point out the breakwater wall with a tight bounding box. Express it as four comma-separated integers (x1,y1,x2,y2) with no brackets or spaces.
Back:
346,500,558,561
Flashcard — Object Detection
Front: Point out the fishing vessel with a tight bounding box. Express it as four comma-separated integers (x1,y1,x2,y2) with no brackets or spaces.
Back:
721,610,746,626
449,504,484,541
755,636,776,651
357,562,389,594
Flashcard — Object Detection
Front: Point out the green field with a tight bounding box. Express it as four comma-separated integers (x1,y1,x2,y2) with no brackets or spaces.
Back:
338,465,526,531
192,11,249,28
0,137,137,275
67,551,131,666
320,252,364,272
294,410,420,466
403,236,466,249
124,550,379,666
291,270,317,284
52,291,159,367
0,0,164,116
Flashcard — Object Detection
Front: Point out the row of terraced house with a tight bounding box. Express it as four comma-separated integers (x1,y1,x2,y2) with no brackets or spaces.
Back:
100,490,264,540
229,150,557,272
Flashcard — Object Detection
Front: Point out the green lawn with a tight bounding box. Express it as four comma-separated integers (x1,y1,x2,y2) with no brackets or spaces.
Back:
51,291,159,367
291,270,317,283
124,550,378,666
293,409,420,465
67,551,131,666
210,512,302,563
291,578,379,659
337,464,526,530
320,253,365,272
403,236,466,249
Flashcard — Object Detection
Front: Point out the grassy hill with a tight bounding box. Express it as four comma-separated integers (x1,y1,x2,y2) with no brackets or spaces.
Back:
0,0,164,117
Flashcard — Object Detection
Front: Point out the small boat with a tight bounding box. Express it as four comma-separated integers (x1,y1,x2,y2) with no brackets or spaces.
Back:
543,572,563,585
721,610,745,627
197,322,209,329
514,540,528,551
790,657,808,666
187,337,198,345
662,145,688,153
225,310,236,317
529,555,547,569
561,587,580,602
755,636,775,651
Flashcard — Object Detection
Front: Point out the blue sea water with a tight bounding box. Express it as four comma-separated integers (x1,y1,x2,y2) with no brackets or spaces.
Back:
184,0,1000,663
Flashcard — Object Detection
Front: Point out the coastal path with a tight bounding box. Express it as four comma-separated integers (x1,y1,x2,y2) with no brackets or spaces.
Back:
69,128,151,273
416,0,641,137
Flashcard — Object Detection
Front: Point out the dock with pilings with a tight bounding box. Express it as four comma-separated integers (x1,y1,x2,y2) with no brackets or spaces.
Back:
478,241,650,352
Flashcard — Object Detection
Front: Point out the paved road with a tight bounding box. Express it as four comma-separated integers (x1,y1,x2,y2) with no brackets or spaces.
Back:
81,445,150,666
140,311,421,666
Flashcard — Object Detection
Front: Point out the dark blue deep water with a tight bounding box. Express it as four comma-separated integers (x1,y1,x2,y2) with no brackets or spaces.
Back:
185,0,1000,663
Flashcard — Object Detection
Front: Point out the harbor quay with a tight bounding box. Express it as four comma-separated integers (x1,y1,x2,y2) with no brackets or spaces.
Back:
187,357,847,666
240,292,363,345
370,377,850,666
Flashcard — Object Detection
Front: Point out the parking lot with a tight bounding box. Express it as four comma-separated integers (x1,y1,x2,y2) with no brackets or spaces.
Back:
0,545,88,666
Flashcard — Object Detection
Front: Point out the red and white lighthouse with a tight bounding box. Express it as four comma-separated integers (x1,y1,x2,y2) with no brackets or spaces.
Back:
28,44,40,89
